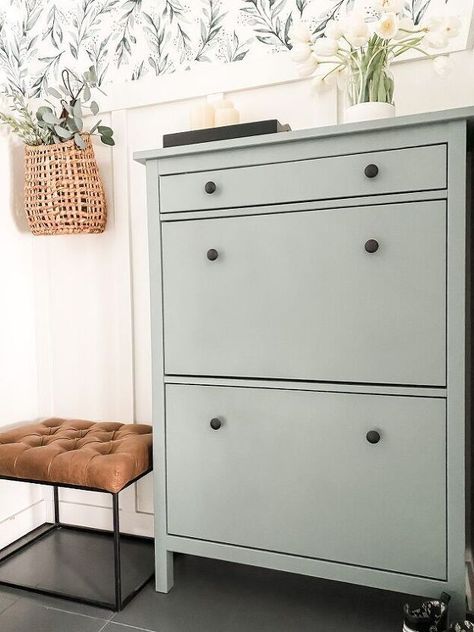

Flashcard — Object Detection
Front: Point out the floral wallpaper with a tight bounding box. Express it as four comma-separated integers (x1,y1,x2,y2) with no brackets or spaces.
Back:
0,0,469,97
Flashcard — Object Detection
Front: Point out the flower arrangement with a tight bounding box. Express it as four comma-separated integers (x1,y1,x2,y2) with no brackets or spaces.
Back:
290,1,460,116
0,66,114,148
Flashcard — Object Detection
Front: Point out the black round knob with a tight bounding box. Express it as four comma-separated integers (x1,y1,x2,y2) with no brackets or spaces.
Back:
210,418,222,430
205,181,217,194
364,239,379,254
207,248,219,261
364,164,379,178
366,430,381,444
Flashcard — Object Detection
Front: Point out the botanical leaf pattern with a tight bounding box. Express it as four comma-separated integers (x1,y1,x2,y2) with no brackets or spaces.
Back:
241,0,293,48
0,0,466,97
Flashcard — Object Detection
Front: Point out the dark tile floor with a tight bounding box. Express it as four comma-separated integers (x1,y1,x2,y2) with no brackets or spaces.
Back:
0,554,412,632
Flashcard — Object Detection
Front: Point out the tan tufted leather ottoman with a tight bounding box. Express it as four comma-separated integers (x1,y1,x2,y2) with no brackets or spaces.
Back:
0,418,154,611
0,418,153,493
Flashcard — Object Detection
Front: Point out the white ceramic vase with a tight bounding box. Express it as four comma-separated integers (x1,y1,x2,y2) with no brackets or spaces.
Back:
344,102,396,124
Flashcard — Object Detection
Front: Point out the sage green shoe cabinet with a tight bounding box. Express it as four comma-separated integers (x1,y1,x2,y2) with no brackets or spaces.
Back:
135,108,474,617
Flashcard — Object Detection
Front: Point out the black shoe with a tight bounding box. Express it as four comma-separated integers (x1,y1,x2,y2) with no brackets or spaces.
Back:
449,623,474,631
403,593,451,632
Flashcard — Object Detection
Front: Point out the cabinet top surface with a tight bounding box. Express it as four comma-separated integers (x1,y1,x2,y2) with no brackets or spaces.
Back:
134,106,474,165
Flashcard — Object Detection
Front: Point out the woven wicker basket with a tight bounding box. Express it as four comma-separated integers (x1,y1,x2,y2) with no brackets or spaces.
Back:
24,134,107,235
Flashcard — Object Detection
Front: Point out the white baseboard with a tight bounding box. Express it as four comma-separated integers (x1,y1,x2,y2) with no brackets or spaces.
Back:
0,500,47,549
58,501,154,538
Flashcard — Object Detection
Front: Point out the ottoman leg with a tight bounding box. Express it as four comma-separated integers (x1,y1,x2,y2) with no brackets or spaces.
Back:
53,486,60,525
113,493,122,611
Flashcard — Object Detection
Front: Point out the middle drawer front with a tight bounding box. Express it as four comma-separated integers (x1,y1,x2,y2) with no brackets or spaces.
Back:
166,384,447,579
162,200,446,386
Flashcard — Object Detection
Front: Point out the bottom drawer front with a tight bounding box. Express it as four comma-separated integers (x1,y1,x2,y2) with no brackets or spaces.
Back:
166,385,446,579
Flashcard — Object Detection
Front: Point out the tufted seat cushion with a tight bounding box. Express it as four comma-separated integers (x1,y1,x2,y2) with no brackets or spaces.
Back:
0,418,152,493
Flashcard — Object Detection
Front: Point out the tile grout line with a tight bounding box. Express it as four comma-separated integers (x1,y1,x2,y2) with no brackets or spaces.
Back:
42,603,112,623
106,621,157,632
0,599,16,617
0,590,21,607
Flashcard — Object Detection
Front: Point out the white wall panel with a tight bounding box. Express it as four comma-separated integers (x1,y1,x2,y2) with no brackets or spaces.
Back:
0,136,42,542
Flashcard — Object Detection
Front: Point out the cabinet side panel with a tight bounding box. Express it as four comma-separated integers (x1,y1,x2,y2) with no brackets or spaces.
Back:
467,146,473,587
447,121,468,617
147,159,174,591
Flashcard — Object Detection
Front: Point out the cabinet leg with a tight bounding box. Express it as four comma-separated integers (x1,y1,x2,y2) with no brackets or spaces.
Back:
155,549,174,593
447,589,467,627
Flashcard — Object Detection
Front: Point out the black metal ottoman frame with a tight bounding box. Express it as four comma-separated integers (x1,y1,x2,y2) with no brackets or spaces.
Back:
0,468,154,611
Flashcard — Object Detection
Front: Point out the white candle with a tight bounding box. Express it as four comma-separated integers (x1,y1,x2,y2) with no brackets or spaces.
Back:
190,102,215,130
215,105,240,127
214,99,240,127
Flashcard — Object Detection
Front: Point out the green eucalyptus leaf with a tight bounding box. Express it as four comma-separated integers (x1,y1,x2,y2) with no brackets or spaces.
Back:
73,100,82,118
74,133,86,149
36,106,53,121
54,125,72,139
90,101,99,115
83,84,91,102
100,135,115,146
42,111,60,125
97,125,113,137
68,118,79,132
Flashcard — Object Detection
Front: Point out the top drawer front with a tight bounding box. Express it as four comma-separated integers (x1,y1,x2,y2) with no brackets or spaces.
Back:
160,144,446,213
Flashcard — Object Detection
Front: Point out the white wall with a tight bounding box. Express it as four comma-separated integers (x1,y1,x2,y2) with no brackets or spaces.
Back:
1,48,474,543
0,137,45,547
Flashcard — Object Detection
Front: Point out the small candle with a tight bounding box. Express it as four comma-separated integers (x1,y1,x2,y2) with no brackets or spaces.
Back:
214,98,240,127
190,101,215,130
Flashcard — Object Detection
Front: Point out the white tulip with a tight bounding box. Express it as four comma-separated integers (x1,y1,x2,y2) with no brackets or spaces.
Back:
424,16,460,49
375,12,399,39
343,13,370,48
313,37,339,56
393,16,416,39
325,21,344,40
290,42,313,62
425,17,442,31
432,55,452,76
439,16,461,39
297,55,319,77
290,21,312,44
425,29,449,49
